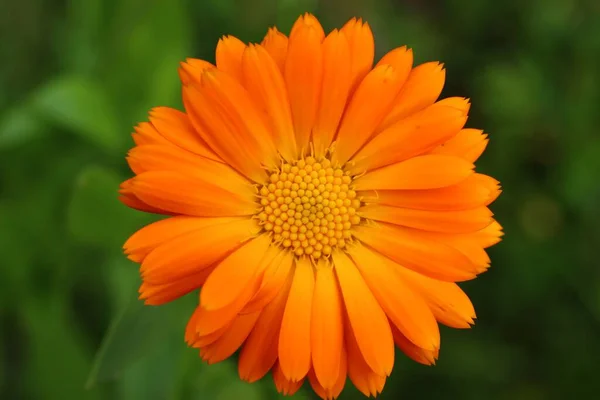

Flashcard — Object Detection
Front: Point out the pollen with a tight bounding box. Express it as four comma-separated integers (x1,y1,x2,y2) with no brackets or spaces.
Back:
257,156,361,259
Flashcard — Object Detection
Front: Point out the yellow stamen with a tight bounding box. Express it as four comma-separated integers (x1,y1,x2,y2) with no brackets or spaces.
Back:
257,155,361,259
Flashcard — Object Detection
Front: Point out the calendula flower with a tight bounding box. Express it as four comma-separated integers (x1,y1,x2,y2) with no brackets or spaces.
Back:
120,13,502,399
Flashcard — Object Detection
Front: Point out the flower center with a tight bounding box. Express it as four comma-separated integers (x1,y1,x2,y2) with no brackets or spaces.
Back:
257,156,361,259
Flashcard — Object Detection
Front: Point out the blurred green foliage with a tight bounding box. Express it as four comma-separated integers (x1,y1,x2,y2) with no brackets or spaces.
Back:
1,0,600,399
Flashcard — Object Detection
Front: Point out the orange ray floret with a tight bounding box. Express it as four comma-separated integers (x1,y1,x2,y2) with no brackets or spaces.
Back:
216,35,246,82
242,251,293,313
333,252,394,377
242,44,297,161
341,18,374,91
285,14,324,153
354,154,475,191
278,258,315,381
348,244,441,351
379,61,446,130
261,27,288,71
119,12,503,399
312,29,352,158
359,173,500,211
147,107,221,161
311,260,344,390
332,64,405,165
178,58,214,86
349,100,469,173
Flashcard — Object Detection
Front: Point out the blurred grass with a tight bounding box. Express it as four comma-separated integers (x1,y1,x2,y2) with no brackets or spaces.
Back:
1,0,600,399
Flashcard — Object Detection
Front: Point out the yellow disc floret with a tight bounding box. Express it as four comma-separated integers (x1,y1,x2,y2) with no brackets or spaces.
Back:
257,156,361,259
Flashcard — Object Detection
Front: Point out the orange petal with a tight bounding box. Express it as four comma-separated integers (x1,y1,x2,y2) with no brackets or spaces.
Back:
131,121,170,146
332,251,394,376
261,27,288,71
354,155,474,191
147,107,221,162
199,311,260,364
139,267,214,305
332,65,405,165
118,180,165,215
307,370,328,400
183,69,277,182
130,171,256,217
418,219,503,249
238,267,294,382
379,62,446,131
359,173,501,211
185,306,204,345
279,258,314,381
344,317,386,397
200,235,273,310
242,44,297,161
308,349,347,400
473,220,504,248
429,220,503,251
124,216,234,262
186,311,235,349
341,18,374,91
290,13,325,39
391,324,439,366
215,35,246,82
273,362,305,396
375,46,414,82
126,145,249,194
311,260,344,390
419,231,491,272
194,279,260,336
190,325,229,348
395,266,476,329
349,103,468,174
199,68,278,169
359,205,494,234
193,259,270,338
118,193,160,214
285,15,324,153
484,180,502,206
435,96,472,114
430,128,489,163
348,244,440,351
312,29,352,158
243,251,293,314
353,223,478,282
414,222,503,271
141,218,259,284
178,58,214,86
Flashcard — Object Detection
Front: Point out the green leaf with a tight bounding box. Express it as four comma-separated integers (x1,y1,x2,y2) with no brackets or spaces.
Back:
185,361,265,400
0,102,47,148
67,165,153,247
86,297,185,388
23,298,103,400
103,0,191,120
214,380,264,400
32,75,123,152
61,0,104,72
105,256,143,312
117,338,184,400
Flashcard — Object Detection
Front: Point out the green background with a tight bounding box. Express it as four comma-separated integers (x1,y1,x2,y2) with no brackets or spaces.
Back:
1,0,599,399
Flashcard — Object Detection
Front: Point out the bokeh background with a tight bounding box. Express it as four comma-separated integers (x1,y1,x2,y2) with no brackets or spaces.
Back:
2,0,600,399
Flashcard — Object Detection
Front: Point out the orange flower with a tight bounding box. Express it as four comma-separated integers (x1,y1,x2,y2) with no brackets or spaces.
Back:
120,13,502,399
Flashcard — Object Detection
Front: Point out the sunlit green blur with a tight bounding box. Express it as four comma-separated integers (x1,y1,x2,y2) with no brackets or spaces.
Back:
1,0,599,399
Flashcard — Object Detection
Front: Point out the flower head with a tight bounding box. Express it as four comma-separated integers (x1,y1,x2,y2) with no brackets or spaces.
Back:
120,13,502,399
